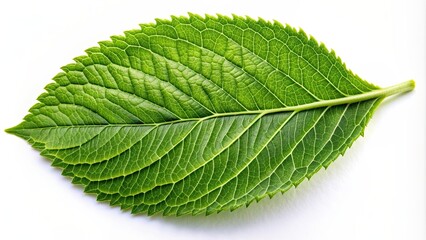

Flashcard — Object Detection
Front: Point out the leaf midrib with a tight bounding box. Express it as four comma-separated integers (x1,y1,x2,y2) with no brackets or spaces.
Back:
10,80,413,132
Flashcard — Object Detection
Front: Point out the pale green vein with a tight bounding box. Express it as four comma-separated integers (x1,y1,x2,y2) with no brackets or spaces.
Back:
13,80,414,132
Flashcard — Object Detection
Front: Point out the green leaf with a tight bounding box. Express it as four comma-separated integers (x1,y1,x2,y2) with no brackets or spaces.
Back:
6,14,414,216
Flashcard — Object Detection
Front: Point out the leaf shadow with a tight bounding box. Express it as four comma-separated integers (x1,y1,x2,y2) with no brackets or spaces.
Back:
149,189,302,231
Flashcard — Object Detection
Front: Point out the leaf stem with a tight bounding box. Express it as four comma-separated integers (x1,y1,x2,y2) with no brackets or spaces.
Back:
376,79,416,97
203,80,416,117
268,79,416,113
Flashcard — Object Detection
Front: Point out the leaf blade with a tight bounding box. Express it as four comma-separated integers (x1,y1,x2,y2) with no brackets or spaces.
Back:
6,14,414,216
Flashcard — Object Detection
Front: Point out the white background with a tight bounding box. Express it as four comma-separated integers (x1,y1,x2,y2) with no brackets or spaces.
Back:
0,0,425,239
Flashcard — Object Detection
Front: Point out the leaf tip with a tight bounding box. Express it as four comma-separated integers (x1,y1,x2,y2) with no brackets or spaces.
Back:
5,124,29,139
4,126,16,135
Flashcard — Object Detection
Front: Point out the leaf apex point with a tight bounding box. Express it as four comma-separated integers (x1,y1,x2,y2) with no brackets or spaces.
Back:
5,126,18,134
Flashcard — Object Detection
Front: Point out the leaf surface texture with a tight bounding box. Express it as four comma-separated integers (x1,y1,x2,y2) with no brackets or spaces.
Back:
7,14,414,216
